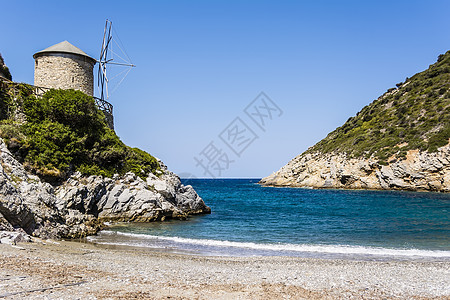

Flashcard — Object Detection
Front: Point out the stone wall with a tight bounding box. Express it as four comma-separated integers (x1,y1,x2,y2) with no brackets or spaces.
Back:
34,54,94,96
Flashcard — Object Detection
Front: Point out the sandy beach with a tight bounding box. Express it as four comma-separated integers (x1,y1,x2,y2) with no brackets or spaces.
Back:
0,240,448,299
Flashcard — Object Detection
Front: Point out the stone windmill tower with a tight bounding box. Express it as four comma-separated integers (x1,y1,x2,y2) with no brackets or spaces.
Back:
33,41,96,96
31,21,134,130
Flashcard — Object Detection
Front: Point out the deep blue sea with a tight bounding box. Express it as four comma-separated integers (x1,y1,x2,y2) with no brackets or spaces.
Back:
88,179,450,260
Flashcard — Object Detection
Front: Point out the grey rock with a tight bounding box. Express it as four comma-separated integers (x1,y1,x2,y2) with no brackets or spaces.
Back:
260,143,450,192
0,230,32,245
0,212,15,231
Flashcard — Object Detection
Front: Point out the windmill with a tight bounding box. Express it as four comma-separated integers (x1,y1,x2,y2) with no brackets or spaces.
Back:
97,19,135,101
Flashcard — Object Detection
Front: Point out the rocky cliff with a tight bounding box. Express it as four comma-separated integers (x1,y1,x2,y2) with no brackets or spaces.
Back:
261,51,450,192
0,138,210,240
260,143,450,192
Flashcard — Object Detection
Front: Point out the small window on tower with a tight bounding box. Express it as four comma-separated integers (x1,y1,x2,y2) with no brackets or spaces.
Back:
72,77,74,83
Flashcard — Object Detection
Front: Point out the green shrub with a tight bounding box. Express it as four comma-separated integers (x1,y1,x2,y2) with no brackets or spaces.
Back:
0,66,12,80
427,127,450,152
0,89,12,120
0,88,159,183
0,120,24,142
0,53,12,81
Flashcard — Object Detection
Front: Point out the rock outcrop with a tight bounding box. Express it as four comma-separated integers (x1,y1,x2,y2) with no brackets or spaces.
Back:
260,143,450,192
0,138,210,240
0,53,12,80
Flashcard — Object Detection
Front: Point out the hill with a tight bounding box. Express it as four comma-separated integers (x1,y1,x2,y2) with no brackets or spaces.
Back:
260,52,450,192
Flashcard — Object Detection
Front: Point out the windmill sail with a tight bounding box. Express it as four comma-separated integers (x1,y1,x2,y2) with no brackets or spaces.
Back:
97,20,135,101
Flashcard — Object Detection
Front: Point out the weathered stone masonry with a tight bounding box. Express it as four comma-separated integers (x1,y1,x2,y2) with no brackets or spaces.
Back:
34,53,94,96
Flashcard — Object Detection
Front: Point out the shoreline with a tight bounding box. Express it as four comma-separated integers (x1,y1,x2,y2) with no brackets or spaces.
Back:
87,229,450,262
258,181,450,194
1,239,449,299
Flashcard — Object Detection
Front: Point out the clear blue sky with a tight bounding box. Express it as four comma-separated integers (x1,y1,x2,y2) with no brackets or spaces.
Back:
2,1,450,178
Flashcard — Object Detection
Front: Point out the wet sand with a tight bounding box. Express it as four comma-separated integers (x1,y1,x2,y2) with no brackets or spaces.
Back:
0,239,449,299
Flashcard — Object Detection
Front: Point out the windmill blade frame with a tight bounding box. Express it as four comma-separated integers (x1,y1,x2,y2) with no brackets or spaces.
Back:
97,19,135,101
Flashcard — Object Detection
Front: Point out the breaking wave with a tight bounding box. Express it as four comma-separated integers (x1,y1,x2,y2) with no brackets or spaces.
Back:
88,230,450,259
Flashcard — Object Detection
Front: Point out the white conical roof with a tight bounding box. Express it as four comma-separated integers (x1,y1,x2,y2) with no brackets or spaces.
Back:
33,41,95,62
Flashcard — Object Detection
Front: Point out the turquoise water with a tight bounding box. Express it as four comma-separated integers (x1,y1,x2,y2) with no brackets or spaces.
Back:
88,179,450,260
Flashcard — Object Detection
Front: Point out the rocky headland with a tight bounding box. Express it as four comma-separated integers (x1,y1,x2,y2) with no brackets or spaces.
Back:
261,51,450,192
260,143,450,191
0,137,210,242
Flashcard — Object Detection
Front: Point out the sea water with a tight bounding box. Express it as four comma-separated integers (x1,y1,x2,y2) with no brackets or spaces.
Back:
88,179,450,260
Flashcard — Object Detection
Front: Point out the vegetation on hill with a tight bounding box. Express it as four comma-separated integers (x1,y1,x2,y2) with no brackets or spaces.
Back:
0,86,159,182
0,53,12,80
307,51,450,165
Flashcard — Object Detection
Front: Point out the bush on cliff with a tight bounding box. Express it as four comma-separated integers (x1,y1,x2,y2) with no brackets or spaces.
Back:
0,53,12,80
0,87,159,182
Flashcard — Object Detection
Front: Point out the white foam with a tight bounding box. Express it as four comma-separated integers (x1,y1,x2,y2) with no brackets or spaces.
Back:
89,231,450,258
